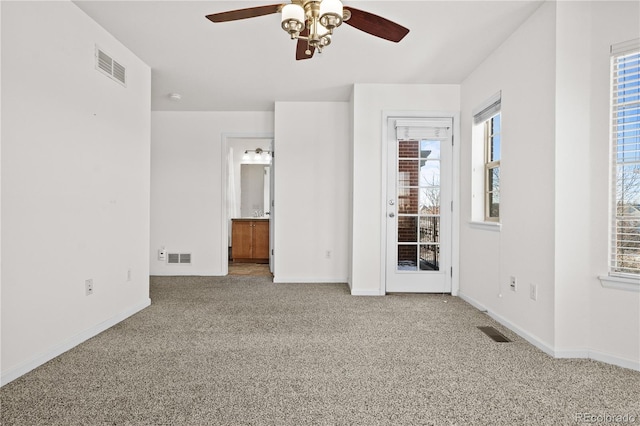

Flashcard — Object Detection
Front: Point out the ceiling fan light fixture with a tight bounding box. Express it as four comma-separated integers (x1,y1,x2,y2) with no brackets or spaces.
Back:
319,0,343,30
315,22,331,51
281,4,305,36
321,33,331,48
206,1,409,61
308,21,331,48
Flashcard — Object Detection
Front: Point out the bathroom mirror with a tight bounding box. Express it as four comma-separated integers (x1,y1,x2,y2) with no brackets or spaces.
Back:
240,164,270,218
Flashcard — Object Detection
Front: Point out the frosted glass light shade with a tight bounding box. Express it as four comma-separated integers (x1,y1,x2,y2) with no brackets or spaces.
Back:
317,22,328,35
320,0,342,16
281,4,305,24
319,0,343,28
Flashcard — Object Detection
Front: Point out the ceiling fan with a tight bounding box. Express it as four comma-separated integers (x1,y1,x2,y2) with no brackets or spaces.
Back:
205,0,409,60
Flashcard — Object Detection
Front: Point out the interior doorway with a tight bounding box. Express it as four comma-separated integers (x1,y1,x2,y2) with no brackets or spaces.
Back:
221,134,274,277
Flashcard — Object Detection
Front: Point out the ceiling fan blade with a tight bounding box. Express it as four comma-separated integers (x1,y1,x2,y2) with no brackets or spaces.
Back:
296,28,315,60
343,7,409,43
206,4,282,23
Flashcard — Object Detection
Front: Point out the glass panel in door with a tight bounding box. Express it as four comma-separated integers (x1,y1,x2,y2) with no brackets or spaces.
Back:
395,139,441,272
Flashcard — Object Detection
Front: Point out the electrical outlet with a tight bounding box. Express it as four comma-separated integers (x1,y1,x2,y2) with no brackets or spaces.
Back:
510,276,517,291
85,279,94,296
530,283,537,301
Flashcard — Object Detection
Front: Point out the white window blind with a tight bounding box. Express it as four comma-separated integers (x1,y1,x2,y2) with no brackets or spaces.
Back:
473,91,501,125
610,38,640,277
395,118,452,140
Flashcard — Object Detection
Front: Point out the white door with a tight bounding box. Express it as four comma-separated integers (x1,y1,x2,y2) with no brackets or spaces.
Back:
385,117,453,293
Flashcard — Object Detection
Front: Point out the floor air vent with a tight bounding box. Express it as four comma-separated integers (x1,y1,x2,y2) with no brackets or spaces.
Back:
167,253,191,264
477,326,511,342
95,46,126,86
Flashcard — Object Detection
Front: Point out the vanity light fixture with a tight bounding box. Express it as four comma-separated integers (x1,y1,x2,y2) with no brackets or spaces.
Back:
242,148,272,164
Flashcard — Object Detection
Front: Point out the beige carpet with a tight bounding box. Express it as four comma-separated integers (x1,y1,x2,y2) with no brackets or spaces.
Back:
1,275,639,425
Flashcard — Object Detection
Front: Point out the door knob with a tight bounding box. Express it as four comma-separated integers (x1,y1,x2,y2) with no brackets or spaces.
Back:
389,212,395,218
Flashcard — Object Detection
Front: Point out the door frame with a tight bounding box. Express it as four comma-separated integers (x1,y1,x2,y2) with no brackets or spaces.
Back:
221,132,274,277
268,139,275,273
380,111,460,296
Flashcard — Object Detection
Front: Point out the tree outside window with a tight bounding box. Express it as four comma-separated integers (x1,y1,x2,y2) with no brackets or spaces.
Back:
485,114,501,221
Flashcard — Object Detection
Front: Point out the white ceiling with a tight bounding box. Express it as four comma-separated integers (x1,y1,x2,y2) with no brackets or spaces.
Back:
73,0,543,111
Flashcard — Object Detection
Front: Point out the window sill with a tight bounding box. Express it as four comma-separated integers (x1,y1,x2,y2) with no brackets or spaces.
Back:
598,274,640,292
468,221,502,232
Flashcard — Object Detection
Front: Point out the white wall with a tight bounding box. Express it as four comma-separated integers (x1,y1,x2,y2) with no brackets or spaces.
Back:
1,1,151,384
586,1,640,368
460,0,557,352
351,84,460,295
0,0,3,375
459,0,640,370
554,0,593,357
150,112,273,276
273,102,351,283
151,105,349,283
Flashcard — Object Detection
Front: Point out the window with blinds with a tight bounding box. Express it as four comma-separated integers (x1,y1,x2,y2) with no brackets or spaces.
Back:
473,92,502,222
610,39,640,277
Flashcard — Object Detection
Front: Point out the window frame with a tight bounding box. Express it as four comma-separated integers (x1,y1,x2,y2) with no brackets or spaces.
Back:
608,39,640,281
484,114,501,222
471,92,502,226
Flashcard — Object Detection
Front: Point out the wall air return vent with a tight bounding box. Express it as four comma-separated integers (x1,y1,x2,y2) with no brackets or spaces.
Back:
167,253,192,264
95,46,126,86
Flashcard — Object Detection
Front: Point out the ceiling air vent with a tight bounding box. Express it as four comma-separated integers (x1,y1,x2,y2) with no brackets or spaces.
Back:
95,46,126,86
167,253,192,265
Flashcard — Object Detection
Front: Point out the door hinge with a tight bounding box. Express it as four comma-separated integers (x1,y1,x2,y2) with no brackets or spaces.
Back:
271,249,274,255
452,135,454,146
451,267,453,277
451,201,453,212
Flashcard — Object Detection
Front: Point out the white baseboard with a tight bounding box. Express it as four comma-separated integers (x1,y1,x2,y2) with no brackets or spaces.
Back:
457,291,487,312
1,298,151,387
553,349,591,359
270,278,381,295
488,310,557,357
351,288,384,296
554,349,639,371
587,350,640,372
457,291,640,372
272,277,348,284
458,292,556,357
